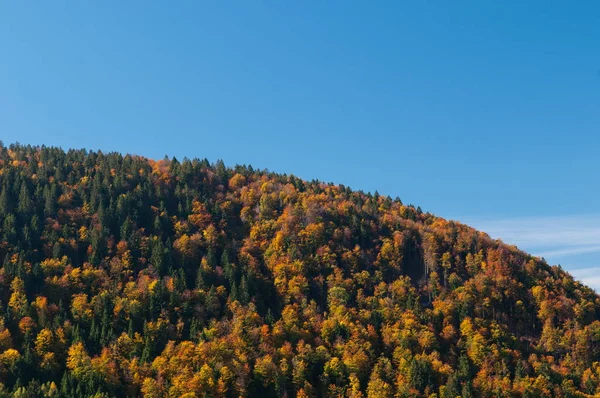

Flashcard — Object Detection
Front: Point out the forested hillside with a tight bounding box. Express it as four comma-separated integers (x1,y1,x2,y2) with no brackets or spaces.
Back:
0,143,597,397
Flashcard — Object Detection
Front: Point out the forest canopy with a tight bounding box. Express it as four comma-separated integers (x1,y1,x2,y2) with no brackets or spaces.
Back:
0,142,597,397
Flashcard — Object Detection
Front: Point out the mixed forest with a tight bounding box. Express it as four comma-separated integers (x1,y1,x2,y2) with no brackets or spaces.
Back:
0,143,597,397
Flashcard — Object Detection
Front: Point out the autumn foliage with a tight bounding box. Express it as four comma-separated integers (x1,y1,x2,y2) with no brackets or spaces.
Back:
0,143,597,397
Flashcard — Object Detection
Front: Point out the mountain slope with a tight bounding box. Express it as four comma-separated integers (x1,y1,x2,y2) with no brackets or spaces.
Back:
0,143,597,397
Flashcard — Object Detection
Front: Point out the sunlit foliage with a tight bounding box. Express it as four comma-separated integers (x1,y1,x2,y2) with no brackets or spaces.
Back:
0,142,596,397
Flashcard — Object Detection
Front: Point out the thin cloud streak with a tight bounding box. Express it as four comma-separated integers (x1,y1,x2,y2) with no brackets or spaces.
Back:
465,214,600,259
569,268,600,291
462,214,600,292
537,245,600,258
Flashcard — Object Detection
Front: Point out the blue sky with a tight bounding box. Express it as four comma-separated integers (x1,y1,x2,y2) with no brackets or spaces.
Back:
1,2,599,288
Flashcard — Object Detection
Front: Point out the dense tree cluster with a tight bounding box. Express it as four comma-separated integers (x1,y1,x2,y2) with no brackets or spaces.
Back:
0,142,597,397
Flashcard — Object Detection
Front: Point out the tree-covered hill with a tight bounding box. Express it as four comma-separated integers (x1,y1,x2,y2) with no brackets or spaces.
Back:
0,143,597,397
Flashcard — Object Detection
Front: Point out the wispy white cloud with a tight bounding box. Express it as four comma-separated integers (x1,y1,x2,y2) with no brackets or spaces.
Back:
465,214,600,258
569,268,600,292
536,245,600,258
462,214,600,292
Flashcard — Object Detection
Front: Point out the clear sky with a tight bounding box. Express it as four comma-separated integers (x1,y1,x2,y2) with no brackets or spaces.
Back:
1,2,599,287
